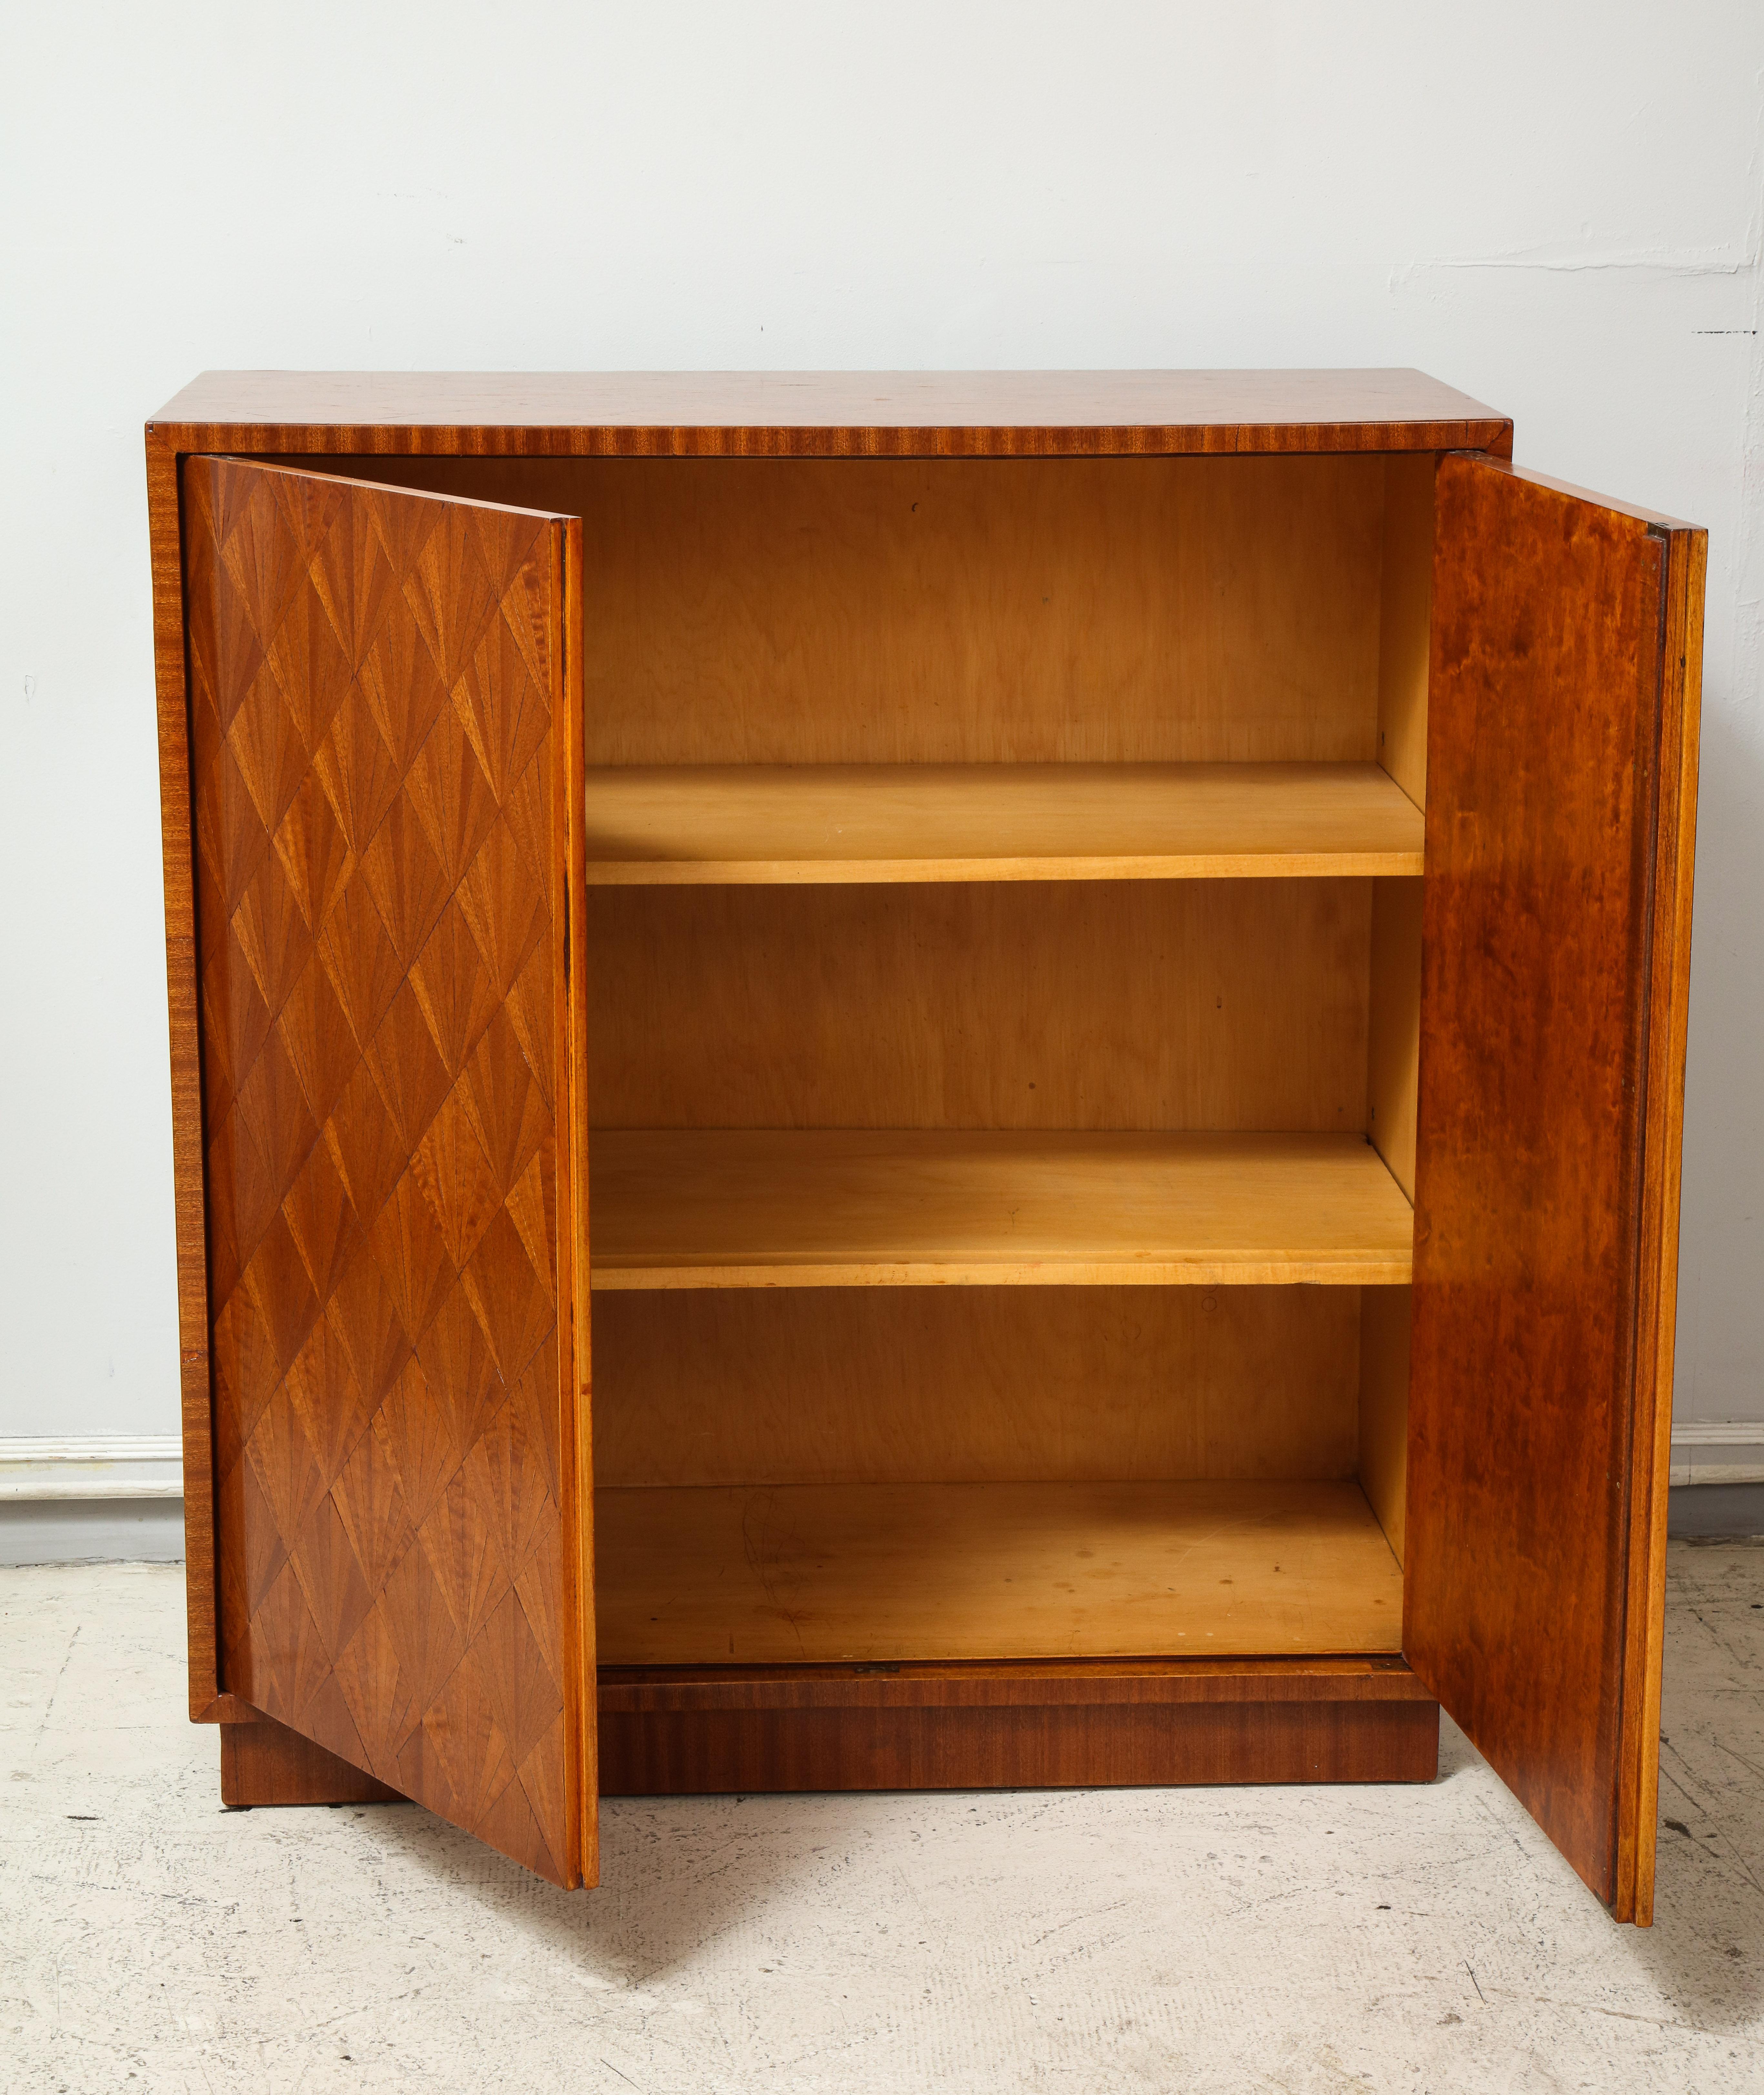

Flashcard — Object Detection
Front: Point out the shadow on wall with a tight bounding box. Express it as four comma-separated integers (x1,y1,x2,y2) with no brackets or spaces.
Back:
1670,694,1764,1471
0,1500,186,1568
1670,1485,1764,1539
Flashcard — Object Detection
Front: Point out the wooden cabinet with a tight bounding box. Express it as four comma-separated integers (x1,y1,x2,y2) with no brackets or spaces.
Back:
146,371,1703,1924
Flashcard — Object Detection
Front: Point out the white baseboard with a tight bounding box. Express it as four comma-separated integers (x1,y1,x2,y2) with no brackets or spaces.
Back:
0,1438,186,1565
0,1435,184,1500
1669,1420,1764,1488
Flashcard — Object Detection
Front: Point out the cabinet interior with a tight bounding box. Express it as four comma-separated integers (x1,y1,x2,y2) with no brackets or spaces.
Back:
295,450,1435,1671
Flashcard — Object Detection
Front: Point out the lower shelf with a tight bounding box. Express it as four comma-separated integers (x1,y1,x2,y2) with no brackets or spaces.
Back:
597,1659,1439,1793
594,1479,1405,1666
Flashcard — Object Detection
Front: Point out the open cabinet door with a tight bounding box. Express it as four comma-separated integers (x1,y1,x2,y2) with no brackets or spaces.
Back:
179,457,593,1886
1405,454,1703,1923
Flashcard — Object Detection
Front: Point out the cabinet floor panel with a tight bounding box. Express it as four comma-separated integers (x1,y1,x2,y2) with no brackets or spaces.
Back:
594,1479,1405,1665
589,1128,1415,1289
584,762,1425,883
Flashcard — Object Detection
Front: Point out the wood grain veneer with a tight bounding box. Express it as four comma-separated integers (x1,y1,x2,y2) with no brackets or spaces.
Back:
150,368,1511,458
180,457,590,1887
595,1480,1405,1666
147,429,244,1724
597,1662,1441,1793
1405,457,1704,1925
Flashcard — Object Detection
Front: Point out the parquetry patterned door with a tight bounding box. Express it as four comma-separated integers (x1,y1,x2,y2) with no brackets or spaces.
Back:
182,458,591,1887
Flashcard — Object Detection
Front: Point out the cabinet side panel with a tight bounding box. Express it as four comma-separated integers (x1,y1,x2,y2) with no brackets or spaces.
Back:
1377,454,1435,809
1358,1285,1410,1563
1366,876,1422,1200
1406,456,1670,1914
182,457,581,1886
1617,525,1706,1925
147,433,231,1721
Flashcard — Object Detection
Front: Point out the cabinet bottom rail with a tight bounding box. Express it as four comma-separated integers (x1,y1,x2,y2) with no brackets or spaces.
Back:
210,1669,1440,1808
596,1663,1441,1793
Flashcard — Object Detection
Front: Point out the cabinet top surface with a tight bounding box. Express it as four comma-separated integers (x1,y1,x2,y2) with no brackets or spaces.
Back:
147,368,1510,457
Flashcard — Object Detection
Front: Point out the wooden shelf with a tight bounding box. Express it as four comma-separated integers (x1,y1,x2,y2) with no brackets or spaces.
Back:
583,763,1425,884
595,1479,1405,1664
588,1129,1415,1290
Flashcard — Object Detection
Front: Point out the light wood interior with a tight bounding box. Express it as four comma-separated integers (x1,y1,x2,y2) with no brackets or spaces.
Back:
593,1286,1359,1487
583,762,1424,883
594,1480,1404,1663
296,447,1434,1668
586,879,1375,1132
589,1129,1415,1290
583,454,1382,764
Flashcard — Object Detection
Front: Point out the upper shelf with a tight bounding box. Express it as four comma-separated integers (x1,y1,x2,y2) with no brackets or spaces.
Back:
583,763,1426,885
589,1129,1416,1290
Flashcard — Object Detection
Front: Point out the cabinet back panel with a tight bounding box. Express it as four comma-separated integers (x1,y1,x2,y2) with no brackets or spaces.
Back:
285,454,1386,765
593,1286,1359,1488
587,878,1372,1132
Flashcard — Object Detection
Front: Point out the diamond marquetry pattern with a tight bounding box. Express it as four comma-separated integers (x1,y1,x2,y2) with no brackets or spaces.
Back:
184,458,576,1886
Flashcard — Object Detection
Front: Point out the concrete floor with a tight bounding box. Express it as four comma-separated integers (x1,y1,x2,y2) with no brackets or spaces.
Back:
3,1550,1763,2092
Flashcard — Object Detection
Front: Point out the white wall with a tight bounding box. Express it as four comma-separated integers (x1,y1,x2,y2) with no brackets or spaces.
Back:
4,1,1761,1440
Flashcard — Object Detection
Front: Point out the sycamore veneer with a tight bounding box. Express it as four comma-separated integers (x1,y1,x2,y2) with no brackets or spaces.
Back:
591,1285,1365,1490
588,1129,1415,1290
582,762,1425,884
595,1479,1404,1667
